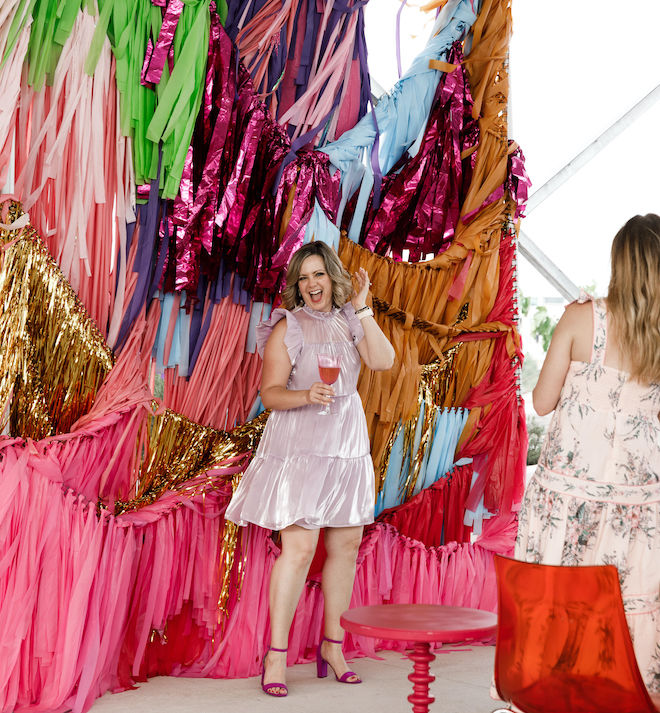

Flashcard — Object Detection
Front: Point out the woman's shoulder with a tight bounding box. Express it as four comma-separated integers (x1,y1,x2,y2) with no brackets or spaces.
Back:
255,307,303,360
554,299,592,335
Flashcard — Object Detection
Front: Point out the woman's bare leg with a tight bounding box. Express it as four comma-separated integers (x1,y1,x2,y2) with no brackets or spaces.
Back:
263,525,319,693
319,525,363,681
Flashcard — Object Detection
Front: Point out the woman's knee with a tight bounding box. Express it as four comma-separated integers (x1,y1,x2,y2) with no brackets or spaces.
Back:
325,529,362,560
280,531,318,569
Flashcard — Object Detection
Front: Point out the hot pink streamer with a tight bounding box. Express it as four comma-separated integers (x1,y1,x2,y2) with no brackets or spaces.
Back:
180,521,497,680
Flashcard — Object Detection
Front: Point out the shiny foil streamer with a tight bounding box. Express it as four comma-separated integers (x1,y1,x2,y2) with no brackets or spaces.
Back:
356,42,478,261
0,200,114,438
113,410,268,515
174,18,340,301
226,0,371,144
506,144,530,219
142,0,185,86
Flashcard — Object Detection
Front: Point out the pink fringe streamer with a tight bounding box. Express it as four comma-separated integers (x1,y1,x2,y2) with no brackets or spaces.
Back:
7,12,135,339
180,521,498,680
162,294,262,430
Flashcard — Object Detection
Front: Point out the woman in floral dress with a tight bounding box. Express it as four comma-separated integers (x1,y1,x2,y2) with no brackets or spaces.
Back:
516,214,660,699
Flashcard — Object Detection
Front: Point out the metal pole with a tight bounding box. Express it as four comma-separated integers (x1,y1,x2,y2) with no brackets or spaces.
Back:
527,83,660,214
518,229,580,302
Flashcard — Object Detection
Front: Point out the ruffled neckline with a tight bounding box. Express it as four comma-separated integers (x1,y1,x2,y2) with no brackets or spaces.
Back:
300,305,341,320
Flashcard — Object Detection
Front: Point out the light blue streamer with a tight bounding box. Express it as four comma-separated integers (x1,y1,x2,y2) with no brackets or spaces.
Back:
177,300,191,377
375,424,405,515
247,394,266,421
375,406,469,516
151,291,191,375
321,0,479,238
246,301,273,354
303,198,341,250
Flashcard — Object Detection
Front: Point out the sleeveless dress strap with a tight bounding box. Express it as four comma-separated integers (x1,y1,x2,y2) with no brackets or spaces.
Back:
590,298,608,365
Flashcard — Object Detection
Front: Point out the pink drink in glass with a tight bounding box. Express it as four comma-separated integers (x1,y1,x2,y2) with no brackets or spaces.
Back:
317,354,341,415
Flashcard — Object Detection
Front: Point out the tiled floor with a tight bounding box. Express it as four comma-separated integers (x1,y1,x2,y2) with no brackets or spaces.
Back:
90,645,497,713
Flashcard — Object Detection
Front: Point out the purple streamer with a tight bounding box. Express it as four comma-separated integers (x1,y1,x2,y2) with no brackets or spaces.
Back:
116,156,164,349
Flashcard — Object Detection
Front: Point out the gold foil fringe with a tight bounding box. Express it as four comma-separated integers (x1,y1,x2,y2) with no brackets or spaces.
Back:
111,409,267,616
0,199,267,619
376,346,460,497
0,201,114,438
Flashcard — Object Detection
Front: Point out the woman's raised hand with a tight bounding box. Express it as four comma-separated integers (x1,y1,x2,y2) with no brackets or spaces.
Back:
351,267,370,309
307,382,335,405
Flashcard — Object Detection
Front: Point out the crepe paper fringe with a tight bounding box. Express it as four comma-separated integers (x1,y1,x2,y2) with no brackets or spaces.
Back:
455,218,526,515
0,433,240,713
4,13,135,337
227,0,371,145
376,407,469,515
161,294,262,431
377,462,474,546
0,420,504,712
183,521,500,679
86,0,211,199
0,3,31,189
338,207,519,474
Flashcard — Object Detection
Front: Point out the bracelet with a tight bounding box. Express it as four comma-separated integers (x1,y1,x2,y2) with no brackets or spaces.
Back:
354,304,370,314
356,307,374,320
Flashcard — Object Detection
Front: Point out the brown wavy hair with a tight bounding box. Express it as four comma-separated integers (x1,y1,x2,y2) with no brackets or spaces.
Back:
281,242,353,310
607,213,660,384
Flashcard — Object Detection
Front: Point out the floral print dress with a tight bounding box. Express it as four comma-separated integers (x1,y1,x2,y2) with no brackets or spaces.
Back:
516,297,660,692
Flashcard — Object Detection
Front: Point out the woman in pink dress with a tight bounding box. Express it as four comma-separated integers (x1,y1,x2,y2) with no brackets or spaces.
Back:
516,214,660,701
225,241,394,697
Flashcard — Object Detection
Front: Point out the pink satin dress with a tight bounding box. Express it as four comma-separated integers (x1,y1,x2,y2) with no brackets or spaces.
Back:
225,303,374,530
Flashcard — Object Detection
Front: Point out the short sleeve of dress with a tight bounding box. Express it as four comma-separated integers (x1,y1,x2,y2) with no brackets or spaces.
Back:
255,308,304,364
341,303,365,345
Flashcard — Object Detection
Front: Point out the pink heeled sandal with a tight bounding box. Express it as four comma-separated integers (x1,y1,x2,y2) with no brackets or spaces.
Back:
261,646,288,697
316,635,362,684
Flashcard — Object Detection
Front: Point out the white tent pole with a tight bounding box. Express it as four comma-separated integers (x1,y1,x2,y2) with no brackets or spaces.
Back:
527,83,660,214
518,230,580,303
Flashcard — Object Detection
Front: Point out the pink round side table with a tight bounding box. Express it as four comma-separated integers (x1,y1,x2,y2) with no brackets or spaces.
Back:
340,604,497,713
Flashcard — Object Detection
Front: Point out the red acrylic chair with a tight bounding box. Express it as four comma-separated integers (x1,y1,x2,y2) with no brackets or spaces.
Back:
493,554,658,713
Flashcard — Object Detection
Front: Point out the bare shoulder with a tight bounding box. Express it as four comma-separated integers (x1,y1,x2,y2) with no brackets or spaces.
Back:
561,300,592,327
560,300,592,361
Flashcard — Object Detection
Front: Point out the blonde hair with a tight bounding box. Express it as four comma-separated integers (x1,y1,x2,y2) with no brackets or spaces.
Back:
607,213,660,384
281,242,353,310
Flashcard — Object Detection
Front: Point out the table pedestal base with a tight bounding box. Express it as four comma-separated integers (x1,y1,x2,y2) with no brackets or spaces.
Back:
407,642,436,713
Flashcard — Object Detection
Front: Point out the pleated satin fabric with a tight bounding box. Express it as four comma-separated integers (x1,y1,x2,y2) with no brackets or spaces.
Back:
225,303,375,529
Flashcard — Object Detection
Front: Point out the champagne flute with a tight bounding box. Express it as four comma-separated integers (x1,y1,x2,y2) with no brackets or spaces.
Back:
317,354,342,415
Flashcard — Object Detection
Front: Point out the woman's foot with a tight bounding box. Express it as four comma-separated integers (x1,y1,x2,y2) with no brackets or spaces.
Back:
262,648,288,696
319,638,360,683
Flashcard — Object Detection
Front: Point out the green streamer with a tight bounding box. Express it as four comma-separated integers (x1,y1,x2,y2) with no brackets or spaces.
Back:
1,0,37,68
7,0,213,198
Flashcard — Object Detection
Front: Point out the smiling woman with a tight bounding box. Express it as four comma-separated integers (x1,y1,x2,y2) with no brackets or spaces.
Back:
225,241,394,697
298,255,334,312
282,242,353,314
